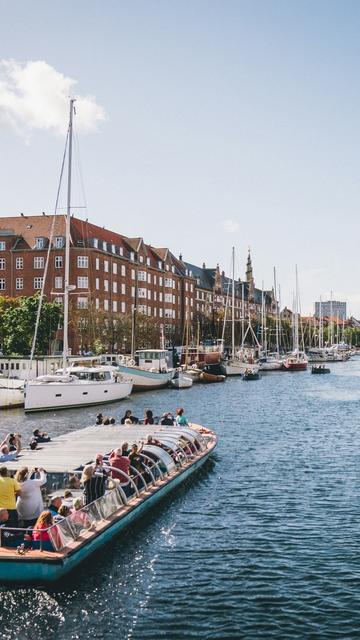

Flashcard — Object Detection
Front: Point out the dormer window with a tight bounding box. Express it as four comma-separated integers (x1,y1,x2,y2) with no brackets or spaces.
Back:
35,237,45,249
189,270,192,277
119,247,123,256
55,236,64,249
130,252,135,261
158,260,162,269
102,241,107,251
171,265,175,273
93,238,98,249
146,257,150,266
165,264,169,271
139,255,144,263
111,244,116,254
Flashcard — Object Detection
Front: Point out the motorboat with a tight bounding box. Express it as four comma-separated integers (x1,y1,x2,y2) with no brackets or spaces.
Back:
311,365,330,374
243,369,260,381
0,421,217,583
170,373,193,389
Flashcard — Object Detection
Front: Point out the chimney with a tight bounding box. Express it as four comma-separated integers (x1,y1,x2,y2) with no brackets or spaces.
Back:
179,253,183,261
221,270,225,277
202,262,206,269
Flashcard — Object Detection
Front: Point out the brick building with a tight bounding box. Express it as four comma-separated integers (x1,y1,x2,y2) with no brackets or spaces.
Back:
0,214,274,353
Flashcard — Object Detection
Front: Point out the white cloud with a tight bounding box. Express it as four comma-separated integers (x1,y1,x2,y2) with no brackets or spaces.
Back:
222,219,240,233
0,59,106,137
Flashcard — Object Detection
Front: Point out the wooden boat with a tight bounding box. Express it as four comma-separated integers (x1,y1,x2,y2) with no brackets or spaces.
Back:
199,371,225,383
311,365,330,374
1,422,217,584
243,369,260,381
170,373,193,389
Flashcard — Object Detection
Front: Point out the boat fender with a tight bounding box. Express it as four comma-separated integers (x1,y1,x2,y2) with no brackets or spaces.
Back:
128,359,135,366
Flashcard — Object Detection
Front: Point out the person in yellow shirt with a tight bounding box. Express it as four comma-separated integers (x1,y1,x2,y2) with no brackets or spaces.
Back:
0,467,21,527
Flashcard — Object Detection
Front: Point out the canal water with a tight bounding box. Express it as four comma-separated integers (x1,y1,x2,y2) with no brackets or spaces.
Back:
1,359,360,639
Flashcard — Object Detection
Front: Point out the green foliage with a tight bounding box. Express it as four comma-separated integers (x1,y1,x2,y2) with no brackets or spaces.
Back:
1,295,61,356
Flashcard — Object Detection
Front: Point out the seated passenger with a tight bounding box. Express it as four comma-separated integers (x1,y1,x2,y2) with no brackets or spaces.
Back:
0,434,21,462
129,443,144,475
0,508,29,547
68,475,81,490
160,412,174,426
48,496,63,518
95,413,103,425
61,490,74,510
32,429,51,443
146,435,161,446
81,465,107,505
176,407,189,427
108,448,130,483
32,510,61,550
54,504,71,522
144,410,154,425
70,497,92,530
121,410,138,425
121,442,130,456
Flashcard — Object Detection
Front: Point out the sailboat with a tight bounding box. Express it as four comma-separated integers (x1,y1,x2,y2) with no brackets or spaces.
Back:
283,266,308,371
259,268,283,371
24,100,133,412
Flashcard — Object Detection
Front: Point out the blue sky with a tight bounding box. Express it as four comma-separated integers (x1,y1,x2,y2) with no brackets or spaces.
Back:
0,1,359,315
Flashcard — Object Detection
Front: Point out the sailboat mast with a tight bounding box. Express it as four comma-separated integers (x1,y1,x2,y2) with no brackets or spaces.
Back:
62,98,75,372
273,267,280,357
294,266,299,355
231,246,235,359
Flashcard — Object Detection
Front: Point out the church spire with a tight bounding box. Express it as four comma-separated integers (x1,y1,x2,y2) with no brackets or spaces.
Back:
246,248,255,301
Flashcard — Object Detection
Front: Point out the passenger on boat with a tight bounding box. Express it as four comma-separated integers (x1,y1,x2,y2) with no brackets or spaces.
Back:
61,490,74,509
32,510,61,551
68,475,81,490
15,466,47,528
129,443,144,476
70,497,92,530
176,408,189,427
0,467,21,527
102,416,115,425
0,508,30,547
81,465,107,505
95,413,104,425
160,412,174,426
144,410,154,425
32,429,51,443
121,410,138,425
108,448,131,483
121,442,130,456
54,504,71,522
48,496,63,518
0,433,21,462
146,435,161,446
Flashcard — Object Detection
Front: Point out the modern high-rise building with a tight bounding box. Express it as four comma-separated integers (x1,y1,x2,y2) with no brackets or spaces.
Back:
314,300,347,320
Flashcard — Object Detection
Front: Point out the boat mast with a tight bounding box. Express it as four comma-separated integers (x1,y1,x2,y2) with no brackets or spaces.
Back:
294,266,299,356
273,267,280,358
62,98,75,372
231,246,235,360
319,295,323,348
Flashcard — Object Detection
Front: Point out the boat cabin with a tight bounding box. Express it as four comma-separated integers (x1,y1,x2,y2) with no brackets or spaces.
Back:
134,350,169,372
56,367,112,381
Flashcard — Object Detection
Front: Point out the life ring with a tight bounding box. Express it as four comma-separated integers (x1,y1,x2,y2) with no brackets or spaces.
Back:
128,359,135,366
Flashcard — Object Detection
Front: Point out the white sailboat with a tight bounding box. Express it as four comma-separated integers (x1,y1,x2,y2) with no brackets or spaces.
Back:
283,266,308,371
24,100,133,412
225,248,244,376
259,268,283,371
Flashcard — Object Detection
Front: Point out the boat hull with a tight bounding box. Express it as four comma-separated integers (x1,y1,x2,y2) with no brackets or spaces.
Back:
171,376,193,389
0,444,215,583
283,361,308,371
117,365,175,390
0,380,24,409
199,372,226,383
24,380,133,412
259,360,283,371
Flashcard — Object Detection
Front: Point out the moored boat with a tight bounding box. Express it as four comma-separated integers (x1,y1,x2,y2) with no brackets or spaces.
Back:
243,369,260,381
199,371,226,383
117,350,175,390
0,422,217,583
170,373,193,389
311,365,330,374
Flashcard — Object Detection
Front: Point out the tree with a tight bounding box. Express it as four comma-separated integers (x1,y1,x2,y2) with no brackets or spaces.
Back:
2,295,61,355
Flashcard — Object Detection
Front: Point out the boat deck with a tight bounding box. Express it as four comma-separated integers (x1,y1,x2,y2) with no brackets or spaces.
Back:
5,422,207,472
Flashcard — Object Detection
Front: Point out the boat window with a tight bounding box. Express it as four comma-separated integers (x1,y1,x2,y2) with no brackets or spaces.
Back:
143,445,175,472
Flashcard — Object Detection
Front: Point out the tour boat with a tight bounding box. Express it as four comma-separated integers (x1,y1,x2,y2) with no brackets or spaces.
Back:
117,350,175,390
0,422,217,584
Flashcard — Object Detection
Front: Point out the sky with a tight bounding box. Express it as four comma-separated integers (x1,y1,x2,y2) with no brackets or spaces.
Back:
0,0,359,316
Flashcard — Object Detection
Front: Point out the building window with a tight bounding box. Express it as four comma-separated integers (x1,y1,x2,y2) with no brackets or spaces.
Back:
104,299,109,311
130,252,135,261
77,256,88,268
121,283,126,295
159,276,163,286
138,288,147,299
159,308,163,318
95,298,99,310
119,247,123,256
0,242,5,251
77,297,88,309
113,263,117,275
154,307,157,317
185,282,188,292
171,265,175,273
159,292,163,302
131,269,135,280
121,301,125,313
131,286,135,298
15,278,23,290
34,257,44,269
190,283,193,293
164,278,172,288
112,300,117,312
55,276,63,289
158,260,162,269
147,273,151,284
138,271,146,281
146,257,150,266
138,304,147,314
173,295,176,304
165,308,173,318
55,236,64,248
0,258,5,270
153,275,157,285
154,291,157,301
35,237,45,249
121,265,126,277
77,276,88,289
34,277,43,290
104,260,109,273
165,293,172,303
102,241,107,251
93,238,98,249
55,296,63,305
113,282,117,293
147,290,151,300
55,256,63,268
139,255,144,263
95,278,99,290
111,244,116,254
15,257,23,269
96,258,100,270
104,279,109,292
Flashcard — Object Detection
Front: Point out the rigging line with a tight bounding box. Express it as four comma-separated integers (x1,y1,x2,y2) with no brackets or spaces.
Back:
73,125,88,211
28,129,70,374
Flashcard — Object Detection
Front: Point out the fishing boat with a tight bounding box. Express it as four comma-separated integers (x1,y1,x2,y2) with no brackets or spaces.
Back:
311,365,330,374
243,369,260,381
0,421,217,584
199,371,226,383
24,101,134,412
117,350,175,390
170,373,193,389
